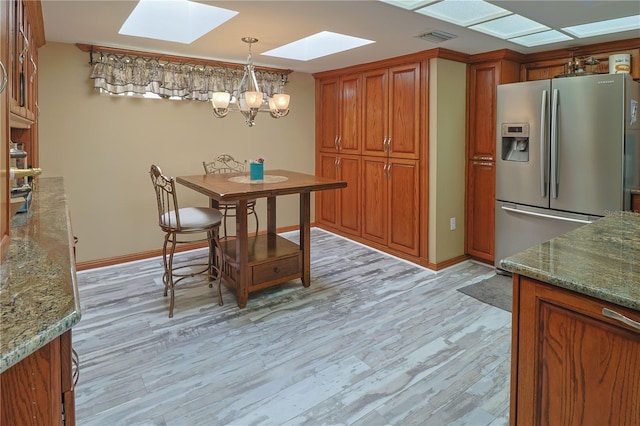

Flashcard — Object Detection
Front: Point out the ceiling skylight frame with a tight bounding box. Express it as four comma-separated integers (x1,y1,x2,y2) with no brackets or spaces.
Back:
508,30,574,48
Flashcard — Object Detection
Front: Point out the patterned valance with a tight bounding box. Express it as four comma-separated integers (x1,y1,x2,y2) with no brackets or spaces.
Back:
90,52,288,101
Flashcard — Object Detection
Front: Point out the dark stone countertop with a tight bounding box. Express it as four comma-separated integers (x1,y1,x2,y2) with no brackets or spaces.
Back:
500,211,639,311
0,177,81,373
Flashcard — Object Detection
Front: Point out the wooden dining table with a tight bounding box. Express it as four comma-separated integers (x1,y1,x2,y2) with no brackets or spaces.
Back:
176,169,347,308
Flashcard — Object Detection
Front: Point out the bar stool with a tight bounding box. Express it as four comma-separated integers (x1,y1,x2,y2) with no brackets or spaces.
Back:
149,164,224,317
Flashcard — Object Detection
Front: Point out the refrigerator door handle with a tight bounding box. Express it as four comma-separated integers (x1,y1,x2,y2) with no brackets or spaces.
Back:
501,206,593,224
541,90,547,198
550,88,559,199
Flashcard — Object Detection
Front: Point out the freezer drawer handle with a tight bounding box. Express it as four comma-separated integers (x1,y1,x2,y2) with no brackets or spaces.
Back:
550,89,559,199
501,206,592,224
602,308,640,330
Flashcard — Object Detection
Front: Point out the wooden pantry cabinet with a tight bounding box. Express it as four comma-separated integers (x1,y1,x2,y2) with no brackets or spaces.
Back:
465,56,520,264
511,276,640,426
315,57,423,259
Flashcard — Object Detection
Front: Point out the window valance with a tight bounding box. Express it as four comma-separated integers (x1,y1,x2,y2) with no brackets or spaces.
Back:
84,46,290,101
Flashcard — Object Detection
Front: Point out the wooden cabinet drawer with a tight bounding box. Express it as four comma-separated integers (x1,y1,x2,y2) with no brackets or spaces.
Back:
252,255,301,287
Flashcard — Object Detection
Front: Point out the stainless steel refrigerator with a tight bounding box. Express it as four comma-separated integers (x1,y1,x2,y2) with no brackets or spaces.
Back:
495,73,640,270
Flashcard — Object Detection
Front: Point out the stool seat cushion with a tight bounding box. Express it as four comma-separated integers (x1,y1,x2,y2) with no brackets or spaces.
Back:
162,207,223,230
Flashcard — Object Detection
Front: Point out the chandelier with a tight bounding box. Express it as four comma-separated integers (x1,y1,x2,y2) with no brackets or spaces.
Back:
211,37,290,127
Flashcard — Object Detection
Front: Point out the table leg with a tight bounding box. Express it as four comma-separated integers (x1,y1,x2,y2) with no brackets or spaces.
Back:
236,200,249,308
267,196,276,234
300,191,311,287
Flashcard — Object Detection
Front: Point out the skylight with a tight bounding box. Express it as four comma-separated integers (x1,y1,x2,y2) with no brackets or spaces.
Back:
562,15,640,38
470,14,549,39
415,0,511,27
262,31,375,62
119,0,238,44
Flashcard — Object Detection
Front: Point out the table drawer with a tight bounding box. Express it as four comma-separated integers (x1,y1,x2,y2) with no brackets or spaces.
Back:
252,255,301,286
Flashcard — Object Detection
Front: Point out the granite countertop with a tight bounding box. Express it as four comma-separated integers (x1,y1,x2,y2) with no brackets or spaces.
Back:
0,177,81,373
500,211,639,311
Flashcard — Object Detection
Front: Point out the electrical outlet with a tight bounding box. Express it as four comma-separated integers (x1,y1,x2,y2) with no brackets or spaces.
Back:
450,217,456,231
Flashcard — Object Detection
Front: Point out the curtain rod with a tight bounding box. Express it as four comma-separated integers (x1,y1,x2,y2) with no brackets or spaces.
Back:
75,43,293,75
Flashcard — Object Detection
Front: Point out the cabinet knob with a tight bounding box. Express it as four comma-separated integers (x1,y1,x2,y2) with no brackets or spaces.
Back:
274,267,281,273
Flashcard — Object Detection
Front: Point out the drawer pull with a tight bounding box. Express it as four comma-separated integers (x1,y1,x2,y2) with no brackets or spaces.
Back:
274,267,280,273
602,308,640,330
71,348,80,390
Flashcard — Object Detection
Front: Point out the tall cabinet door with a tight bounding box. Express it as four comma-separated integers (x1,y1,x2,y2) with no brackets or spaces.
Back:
336,155,361,236
316,153,339,227
388,63,420,159
317,152,361,236
361,156,388,245
468,62,500,161
316,77,339,152
467,160,495,261
338,73,361,154
362,68,388,157
388,159,420,256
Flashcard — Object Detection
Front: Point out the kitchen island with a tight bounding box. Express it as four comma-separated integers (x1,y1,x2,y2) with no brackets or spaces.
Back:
0,177,81,425
501,211,639,426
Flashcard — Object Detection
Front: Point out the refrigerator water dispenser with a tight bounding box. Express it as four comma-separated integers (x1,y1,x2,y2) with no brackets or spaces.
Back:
501,123,530,162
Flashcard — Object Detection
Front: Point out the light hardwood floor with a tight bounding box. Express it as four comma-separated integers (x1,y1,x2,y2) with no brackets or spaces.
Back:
73,228,511,426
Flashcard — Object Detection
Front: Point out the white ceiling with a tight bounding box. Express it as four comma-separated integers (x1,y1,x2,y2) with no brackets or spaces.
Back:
41,0,640,74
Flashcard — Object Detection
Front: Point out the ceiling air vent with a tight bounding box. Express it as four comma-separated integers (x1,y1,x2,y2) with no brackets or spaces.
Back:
418,30,457,43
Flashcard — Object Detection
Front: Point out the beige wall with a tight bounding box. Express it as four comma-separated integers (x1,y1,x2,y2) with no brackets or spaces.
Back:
38,42,316,263
428,58,467,264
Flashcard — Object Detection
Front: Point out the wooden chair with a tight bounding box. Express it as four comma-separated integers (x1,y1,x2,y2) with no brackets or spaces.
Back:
202,154,259,238
149,164,224,317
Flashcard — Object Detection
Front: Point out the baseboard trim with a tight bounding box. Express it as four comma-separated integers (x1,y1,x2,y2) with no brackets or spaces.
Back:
425,254,469,271
313,224,469,271
76,241,207,271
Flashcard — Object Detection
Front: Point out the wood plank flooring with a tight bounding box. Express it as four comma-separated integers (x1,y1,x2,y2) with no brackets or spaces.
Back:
73,228,511,426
